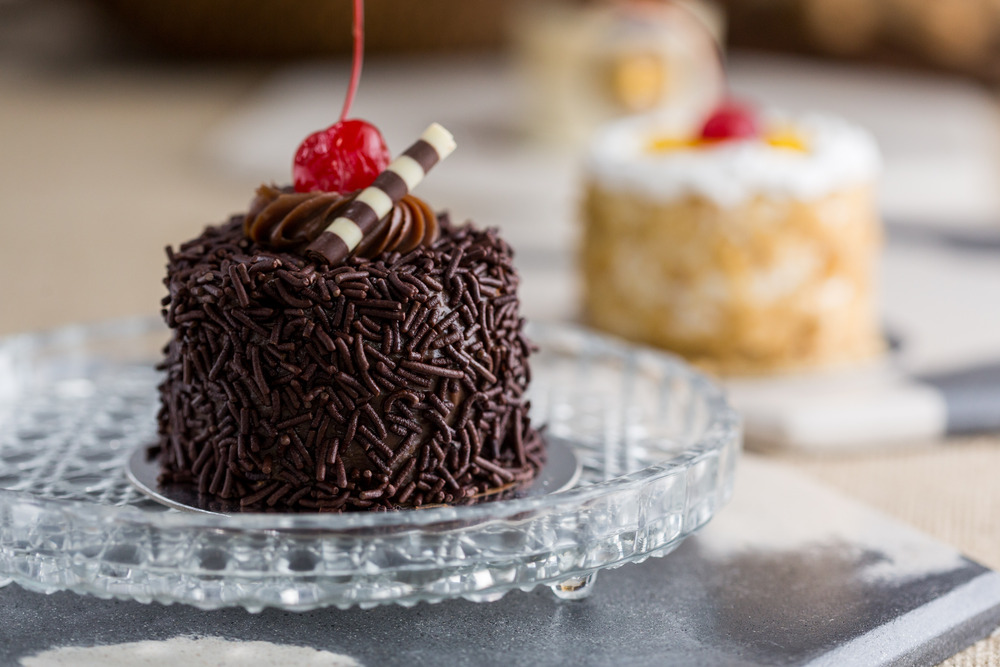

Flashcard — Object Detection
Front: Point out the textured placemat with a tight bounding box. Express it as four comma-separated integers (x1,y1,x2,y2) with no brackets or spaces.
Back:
941,633,1000,667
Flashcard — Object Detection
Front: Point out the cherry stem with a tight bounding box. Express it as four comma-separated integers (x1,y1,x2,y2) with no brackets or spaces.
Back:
339,0,364,123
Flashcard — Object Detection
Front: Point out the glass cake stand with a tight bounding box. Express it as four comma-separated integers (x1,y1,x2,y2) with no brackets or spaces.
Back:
0,318,740,611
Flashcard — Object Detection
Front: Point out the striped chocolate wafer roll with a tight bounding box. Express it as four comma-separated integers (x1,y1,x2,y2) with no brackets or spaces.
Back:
307,123,457,265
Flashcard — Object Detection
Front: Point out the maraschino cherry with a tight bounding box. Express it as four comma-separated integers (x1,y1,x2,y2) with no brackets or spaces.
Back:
293,120,389,193
293,0,389,193
699,101,759,141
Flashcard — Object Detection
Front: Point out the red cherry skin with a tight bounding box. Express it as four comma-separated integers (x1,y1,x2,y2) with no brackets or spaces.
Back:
293,119,390,193
699,103,759,141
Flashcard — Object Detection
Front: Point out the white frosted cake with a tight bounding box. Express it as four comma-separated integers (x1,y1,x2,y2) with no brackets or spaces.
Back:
581,105,883,375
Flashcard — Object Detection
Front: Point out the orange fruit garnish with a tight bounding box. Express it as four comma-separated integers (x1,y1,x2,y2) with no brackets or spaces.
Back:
765,128,809,152
647,136,698,152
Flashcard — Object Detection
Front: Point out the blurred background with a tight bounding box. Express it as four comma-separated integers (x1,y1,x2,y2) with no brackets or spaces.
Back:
3,0,1000,334
2,0,1000,331
3,1,1000,660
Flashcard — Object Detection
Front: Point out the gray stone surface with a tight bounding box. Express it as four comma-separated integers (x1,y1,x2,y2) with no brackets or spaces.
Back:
3,458,999,667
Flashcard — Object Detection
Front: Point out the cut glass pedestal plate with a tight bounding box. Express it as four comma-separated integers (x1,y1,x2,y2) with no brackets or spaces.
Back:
0,318,740,611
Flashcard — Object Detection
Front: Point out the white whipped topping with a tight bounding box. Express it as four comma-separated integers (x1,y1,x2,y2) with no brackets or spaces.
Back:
585,111,882,207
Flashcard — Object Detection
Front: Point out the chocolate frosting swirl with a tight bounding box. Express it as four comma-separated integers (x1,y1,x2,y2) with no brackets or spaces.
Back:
243,184,440,258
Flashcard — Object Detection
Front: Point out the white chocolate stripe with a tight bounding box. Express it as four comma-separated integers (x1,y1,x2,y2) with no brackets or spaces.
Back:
325,217,364,250
421,123,457,160
355,186,394,218
388,155,426,191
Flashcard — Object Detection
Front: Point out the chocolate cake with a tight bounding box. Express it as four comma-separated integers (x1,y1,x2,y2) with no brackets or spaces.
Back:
155,185,544,511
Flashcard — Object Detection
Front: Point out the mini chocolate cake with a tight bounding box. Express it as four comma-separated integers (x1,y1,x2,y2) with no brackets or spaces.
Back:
155,191,545,511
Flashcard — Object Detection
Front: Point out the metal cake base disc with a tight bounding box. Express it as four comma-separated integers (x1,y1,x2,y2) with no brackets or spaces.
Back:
126,438,581,516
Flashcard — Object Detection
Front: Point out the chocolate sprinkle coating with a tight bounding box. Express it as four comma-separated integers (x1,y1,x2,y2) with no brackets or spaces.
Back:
155,212,544,512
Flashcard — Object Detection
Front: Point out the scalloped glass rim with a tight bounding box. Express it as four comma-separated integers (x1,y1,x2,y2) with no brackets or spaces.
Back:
0,318,739,531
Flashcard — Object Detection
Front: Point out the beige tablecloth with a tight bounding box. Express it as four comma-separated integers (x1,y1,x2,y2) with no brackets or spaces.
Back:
2,6,1000,664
